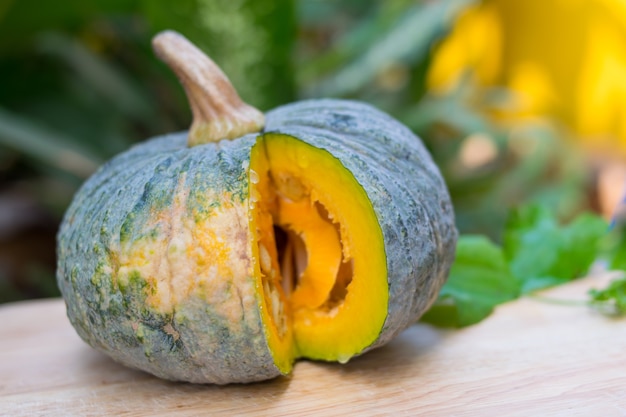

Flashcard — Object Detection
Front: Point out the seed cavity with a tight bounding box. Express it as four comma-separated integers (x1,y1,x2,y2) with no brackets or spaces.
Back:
253,169,353,338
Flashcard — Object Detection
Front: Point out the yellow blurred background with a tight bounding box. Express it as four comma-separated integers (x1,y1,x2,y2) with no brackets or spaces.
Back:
428,0,626,214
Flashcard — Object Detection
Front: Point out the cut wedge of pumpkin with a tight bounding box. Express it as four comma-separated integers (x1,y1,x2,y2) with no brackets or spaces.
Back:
250,133,388,369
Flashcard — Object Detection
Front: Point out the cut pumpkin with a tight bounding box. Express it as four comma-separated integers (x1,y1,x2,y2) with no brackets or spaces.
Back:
56,31,457,384
250,134,387,369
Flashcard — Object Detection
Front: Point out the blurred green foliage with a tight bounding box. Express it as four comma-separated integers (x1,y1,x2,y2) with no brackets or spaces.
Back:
0,0,595,302
422,206,608,327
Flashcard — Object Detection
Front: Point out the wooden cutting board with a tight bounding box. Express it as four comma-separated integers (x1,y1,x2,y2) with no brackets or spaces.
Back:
1,273,625,416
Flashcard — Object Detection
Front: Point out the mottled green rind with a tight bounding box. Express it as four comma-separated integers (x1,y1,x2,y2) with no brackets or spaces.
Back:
57,133,280,384
57,99,456,384
264,100,457,353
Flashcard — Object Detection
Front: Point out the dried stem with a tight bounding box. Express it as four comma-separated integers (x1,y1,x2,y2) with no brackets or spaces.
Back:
152,30,265,147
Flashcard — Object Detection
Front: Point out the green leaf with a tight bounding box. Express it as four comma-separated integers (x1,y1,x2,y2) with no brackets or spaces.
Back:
589,277,626,316
504,205,608,293
424,205,609,328
606,206,626,271
422,235,521,327
608,236,626,271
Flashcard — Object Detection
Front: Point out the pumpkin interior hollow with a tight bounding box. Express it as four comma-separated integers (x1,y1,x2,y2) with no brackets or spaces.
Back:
248,133,388,372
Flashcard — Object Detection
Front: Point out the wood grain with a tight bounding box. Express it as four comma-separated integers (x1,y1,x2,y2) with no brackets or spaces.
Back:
1,273,625,416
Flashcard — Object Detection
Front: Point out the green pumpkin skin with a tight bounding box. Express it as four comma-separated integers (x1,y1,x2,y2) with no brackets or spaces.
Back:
57,99,457,384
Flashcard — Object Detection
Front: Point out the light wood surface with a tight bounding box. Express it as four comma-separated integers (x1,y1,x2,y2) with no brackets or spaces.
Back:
1,273,625,416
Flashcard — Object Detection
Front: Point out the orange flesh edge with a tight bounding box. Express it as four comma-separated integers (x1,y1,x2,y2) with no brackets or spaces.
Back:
249,133,387,367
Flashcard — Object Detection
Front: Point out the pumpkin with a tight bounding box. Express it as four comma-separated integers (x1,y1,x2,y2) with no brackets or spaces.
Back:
57,31,457,384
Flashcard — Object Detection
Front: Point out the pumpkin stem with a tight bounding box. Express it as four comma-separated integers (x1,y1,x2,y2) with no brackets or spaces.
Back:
152,30,265,147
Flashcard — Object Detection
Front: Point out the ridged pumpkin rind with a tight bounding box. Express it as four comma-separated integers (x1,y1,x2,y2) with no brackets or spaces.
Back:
57,133,280,384
264,100,457,352
57,98,457,384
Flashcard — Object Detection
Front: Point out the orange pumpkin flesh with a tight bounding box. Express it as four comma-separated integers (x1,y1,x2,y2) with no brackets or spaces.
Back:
250,133,388,370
